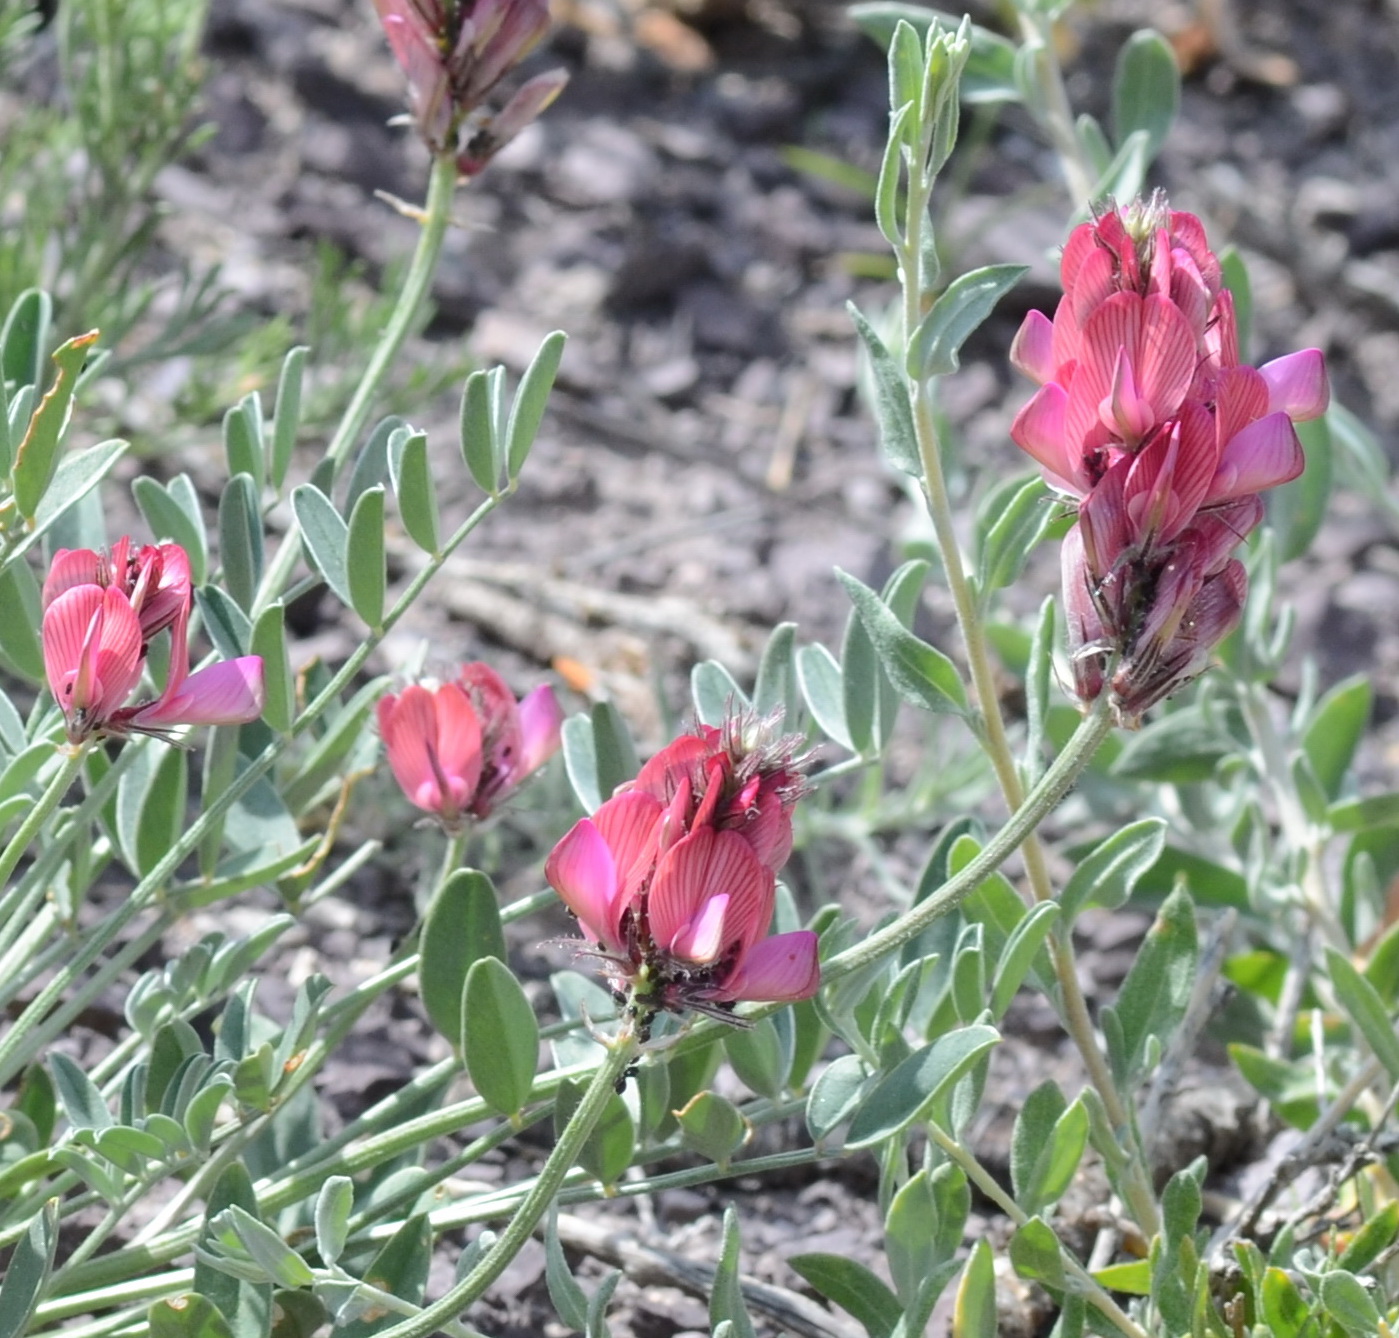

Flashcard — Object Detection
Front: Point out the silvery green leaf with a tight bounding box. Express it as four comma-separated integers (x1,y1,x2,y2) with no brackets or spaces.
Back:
848,302,921,477
1111,28,1180,162
907,264,1026,380
506,331,566,479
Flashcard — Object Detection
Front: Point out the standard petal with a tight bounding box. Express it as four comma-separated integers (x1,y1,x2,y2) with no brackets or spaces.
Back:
1135,294,1196,423
432,683,484,798
132,656,265,728
43,585,104,714
1009,310,1056,384
593,790,664,897
1207,412,1305,503
379,686,444,812
722,931,821,1003
516,684,563,776
42,549,104,610
90,588,145,720
545,818,623,950
648,827,771,962
1259,349,1330,423
633,732,710,801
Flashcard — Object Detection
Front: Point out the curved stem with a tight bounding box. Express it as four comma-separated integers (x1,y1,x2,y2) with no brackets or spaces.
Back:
252,150,459,619
0,744,85,893
375,1027,641,1338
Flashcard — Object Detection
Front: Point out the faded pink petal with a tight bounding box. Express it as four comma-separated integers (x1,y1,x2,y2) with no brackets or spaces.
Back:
720,930,821,1003
131,657,265,728
1011,383,1082,493
1010,310,1056,384
1207,412,1305,503
516,683,563,776
648,827,772,964
1259,349,1330,423
545,817,623,951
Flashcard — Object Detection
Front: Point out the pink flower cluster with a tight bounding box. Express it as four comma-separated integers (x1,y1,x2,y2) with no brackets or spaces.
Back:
545,719,821,1024
1010,198,1328,722
377,662,562,830
42,539,265,744
372,0,567,177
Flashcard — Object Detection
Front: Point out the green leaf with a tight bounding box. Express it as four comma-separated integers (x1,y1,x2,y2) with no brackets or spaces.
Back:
709,1205,757,1338
885,1170,937,1308
1319,1270,1381,1337
195,1164,271,1338
554,1078,635,1188
1,289,51,391
50,1053,111,1130
346,485,386,628
1013,1087,1088,1216
133,474,208,585
1337,1200,1399,1272
841,560,927,755
218,474,263,614
673,1091,749,1167
1008,1217,1065,1288
148,1295,236,1338
545,1208,589,1330
874,103,913,247
1093,1260,1152,1296
838,568,968,716
390,429,440,555
462,956,538,1118
338,1215,432,1338
1302,674,1370,801
796,643,852,749
222,1206,315,1288
693,660,749,727
806,1054,871,1142
313,1176,353,1267
951,1239,995,1338
269,346,307,492
459,367,501,495
974,473,1054,601
420,869,507,1051
1259,1266,1310,1337
847,1024,999,1148
250,604,294,735
1111,705,1237,783
291,484,352,608
1110,29,1179,160
0,560,44,683
1088,129,1151,209
32,437,128,535
0,1199,58,1338
788,1254,900,1338
1324,946,1399,1082
849,5,1019,104
908,264,1027,379
1130,843,1248,909
506,331,566,479
725,1012,793,1101
1060,819,1167,920
223,394,265,490
1219,248,1253,363
848,302,920,476
136,747,188,879
561,702,639,813
12,330,98,520
989,901,1058,1020
1104,888,1197,1086
1329,792,1399,833
753,622,797,719
1270,414,1332,562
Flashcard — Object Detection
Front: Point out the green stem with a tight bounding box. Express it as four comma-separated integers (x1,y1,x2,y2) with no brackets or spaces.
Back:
374,1028,641,1338
252,151,459,620
0,744,85,893
1016,13,1097,210
925,1123,1152,1338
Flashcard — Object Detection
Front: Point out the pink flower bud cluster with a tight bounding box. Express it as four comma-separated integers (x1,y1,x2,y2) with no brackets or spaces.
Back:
545,717,822,1026
377,662,563,830
41,539,265,744
372,0,568,177
1009,197,1329,722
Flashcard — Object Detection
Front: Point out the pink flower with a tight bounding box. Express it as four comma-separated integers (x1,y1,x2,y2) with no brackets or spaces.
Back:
41,541,264,744
376,663,562,828
545,717,820,1025
1009,197,1329,723
371,0,567,177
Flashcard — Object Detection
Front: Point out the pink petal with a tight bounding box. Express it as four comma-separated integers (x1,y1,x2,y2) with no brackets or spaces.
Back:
1259,349,1329,423
1213,366,1270,448
379,686,459,815
1134,295,1196,423
668,891,730,963
132,657,265,728
43,586,144,723
1010,310,1056,384
648,827,772,962
515,684,563,776
634,732,710,802
722,931,821,1003
592,790,664,898
1105,347,1155,442
42,549,104,610
545,818,623,951
1207,412,1305,503
431,683,485,796
1010,383,1081,492
43,585,104,713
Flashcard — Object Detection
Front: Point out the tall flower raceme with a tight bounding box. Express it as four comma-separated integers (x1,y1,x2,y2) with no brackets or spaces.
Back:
1008,196,1329,722
372,0,568,178
377,662,562,831
41,540,265,745
545,717,821,1031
